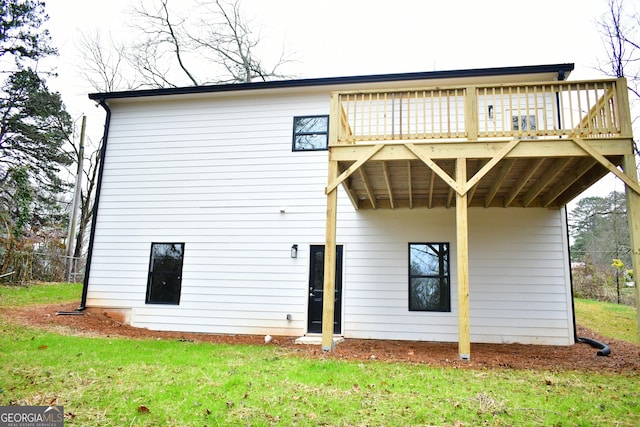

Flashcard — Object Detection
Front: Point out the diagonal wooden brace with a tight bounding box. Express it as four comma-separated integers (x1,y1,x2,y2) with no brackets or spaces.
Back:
462,139,522,194
571,136,640,196
404,143,463,195
325,144,384,194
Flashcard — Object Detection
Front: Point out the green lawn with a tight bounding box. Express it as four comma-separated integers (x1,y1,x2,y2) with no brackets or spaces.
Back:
0,283,638,426
0,282,82,307
574,297,638,343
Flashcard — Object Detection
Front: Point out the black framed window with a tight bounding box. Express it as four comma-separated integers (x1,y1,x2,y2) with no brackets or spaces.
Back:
409,243,451,312
292,115,329,151
146,242,185,305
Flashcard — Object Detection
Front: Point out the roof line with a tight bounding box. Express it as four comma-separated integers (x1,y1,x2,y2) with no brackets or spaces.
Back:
88,63,575,101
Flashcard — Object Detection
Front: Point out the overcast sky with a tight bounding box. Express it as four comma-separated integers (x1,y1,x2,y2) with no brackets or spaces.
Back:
43,0,625,198
45,0,611,113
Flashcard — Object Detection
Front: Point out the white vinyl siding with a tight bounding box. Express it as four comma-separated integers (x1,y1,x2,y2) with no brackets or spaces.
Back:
87,90,574,345
88,92,337,336
339,208,572,345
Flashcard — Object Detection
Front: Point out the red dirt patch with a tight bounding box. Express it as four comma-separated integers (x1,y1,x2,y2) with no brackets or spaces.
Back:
4,303,639,372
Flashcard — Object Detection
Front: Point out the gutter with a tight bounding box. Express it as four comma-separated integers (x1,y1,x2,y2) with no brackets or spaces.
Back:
77,98,112,311
88,63,575,101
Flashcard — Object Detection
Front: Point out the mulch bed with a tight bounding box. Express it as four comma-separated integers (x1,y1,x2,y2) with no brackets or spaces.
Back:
3,302,639,372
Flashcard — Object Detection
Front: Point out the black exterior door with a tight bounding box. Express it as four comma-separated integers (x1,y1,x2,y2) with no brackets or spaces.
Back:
307,245,343,334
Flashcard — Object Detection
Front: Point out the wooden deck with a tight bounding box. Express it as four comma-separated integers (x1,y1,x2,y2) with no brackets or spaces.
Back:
327,78,636,210
321,76,640,356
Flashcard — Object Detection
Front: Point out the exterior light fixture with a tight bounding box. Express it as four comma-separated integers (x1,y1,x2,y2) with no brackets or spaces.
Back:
291,244,298,258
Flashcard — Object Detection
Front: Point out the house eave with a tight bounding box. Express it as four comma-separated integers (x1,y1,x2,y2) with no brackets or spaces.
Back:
88,63,574,102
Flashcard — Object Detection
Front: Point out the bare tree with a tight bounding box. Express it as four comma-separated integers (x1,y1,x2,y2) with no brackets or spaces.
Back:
128,0,199,87
597,0,640,95
190,0,289,83
77,31,129,92
78,0,291,91
597,0,640,156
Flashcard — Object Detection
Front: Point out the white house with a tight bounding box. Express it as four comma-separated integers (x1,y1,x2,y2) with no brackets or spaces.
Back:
83,64,640,359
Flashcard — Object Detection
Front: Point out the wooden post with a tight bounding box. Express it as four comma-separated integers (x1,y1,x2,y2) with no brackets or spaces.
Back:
322,159,339,351
464,86,478,141
456,157,471,360
322,94,341,351
622,154,640,344
615,78,633,138
617,79,639,344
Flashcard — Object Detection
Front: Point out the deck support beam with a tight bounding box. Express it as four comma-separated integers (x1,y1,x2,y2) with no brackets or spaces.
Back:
322,95,341,351
456,158,471,360
622,154,640,345
322,159,339,351
330,139,631,162
617,79,639,344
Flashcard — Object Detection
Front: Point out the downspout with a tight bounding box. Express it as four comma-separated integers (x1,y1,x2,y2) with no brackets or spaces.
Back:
563,158,611,357
564,206,578,343
77,99,112,311
556,69,566,129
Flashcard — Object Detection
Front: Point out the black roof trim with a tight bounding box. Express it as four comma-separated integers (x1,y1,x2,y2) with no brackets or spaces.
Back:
88,63,575,101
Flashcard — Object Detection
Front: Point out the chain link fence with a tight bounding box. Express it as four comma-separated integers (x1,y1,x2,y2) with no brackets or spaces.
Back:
572,264,636,306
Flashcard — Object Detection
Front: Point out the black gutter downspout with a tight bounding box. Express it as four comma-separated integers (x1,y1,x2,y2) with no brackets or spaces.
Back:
77,98,112,311
564,206,578,343
564,173,611,356
556,69,567,129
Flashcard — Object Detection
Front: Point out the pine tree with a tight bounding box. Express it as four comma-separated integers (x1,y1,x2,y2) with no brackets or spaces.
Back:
0,0,72,282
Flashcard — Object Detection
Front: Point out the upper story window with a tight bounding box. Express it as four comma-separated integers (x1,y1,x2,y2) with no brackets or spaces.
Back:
512,115,536,132
408,242,451,312
292,115,329,151
146,242,185,305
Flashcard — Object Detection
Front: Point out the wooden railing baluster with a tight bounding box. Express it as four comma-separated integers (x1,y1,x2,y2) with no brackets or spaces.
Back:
332,79,622,144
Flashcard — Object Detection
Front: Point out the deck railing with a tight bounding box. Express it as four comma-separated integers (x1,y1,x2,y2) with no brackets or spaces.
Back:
331,78,627,145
